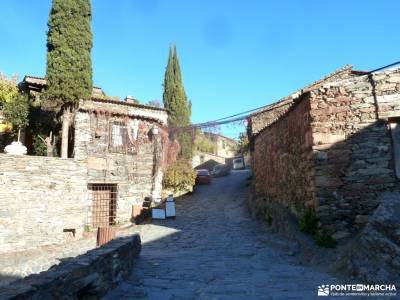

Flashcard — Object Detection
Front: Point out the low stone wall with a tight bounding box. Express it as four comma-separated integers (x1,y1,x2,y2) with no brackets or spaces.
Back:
0,234,141,300
0,154,88,254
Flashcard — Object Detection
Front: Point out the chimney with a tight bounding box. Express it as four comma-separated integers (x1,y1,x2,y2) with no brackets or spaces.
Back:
124,95,137,104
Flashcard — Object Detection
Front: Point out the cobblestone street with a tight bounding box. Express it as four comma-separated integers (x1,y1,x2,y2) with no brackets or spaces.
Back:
104,170,345,300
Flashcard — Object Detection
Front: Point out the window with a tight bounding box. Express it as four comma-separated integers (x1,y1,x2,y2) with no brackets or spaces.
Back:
88,184,117,228
109,121,128,153
108,120,142,153
390,121,400,178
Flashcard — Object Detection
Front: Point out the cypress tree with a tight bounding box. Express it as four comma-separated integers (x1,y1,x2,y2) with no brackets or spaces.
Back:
45,0,93,158
163,45,193,159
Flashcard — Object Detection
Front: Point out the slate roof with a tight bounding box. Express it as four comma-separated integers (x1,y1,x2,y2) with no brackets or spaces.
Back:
21,76,166,112
247,65,368,136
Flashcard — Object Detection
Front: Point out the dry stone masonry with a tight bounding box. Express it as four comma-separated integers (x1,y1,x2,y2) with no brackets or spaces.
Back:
0,234,141,300
0,98,170,254
248,66,400,241
0,155,87,254
75,99,169,225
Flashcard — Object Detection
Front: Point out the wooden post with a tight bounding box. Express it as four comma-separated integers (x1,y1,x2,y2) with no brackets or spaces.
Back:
96,227,116,247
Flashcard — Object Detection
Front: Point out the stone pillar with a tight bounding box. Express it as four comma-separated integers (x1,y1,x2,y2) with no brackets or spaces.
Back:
74,112,91,161
151,127,163,200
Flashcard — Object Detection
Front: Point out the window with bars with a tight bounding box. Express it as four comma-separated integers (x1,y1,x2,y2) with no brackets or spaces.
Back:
88,184,117,228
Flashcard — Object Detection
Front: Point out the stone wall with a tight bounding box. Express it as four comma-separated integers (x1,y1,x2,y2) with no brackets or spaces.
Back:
308,68,400,238
252,94,315,216
249,67,400,240
0,155,88,254
0,234,141,300
249,65,359,135
74,100,169,225
337,192,400,283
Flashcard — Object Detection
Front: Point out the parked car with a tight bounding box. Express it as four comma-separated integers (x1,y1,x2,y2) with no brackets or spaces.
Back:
233,157,245,170
195,169,211,184
211,164,230,177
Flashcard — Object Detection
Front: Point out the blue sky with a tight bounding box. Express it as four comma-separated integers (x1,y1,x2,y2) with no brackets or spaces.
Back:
1,0,399,133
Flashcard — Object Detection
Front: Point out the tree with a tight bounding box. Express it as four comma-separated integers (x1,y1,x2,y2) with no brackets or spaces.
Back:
237,132,249,154
0,73,19,105
162,45,193,159
45,0,93,158
194,130,216,154
3,94,29,142
0,73,29,143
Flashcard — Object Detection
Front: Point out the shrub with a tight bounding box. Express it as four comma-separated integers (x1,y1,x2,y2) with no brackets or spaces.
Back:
3,93,29,141
315,230,337,248
32,135,48,156
299,208,318,235
195,132,216,153
0,72,19,105
163,160,196,192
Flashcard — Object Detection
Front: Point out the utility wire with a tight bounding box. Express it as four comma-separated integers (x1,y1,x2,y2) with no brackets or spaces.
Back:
368,61,400,73
176,60,400,130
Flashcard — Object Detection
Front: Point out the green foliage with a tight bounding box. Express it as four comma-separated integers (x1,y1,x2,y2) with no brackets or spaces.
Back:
32,135,48,156
45,0,93,108
195,132,216,154
3,94,29,132
299,208,337,248
0,73,19,105
162,45,192,159
28,106,56,136
163,46,191,127
163,159,196,192
237,132,249,154
177,132,194,160
315,230,337,248
299,208,318,235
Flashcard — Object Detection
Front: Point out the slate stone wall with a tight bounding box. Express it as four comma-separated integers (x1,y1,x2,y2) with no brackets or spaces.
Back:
250,68,400,239
0,234,141,300
249,65,358,135
309,69,400,239
74,100,169,224
252,95,315,216
0,155,88,254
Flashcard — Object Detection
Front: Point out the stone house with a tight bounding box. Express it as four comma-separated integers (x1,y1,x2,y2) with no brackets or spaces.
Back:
75,97,168,226
0,76,172,253
192,131,238,169
210,133,238,158
247,65,400,240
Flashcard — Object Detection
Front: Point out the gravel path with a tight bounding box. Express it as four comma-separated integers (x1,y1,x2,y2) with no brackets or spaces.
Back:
103,170,346,300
